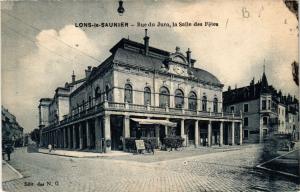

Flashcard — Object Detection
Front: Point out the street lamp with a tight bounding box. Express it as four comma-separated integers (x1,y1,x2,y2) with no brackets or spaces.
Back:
117,0,125,16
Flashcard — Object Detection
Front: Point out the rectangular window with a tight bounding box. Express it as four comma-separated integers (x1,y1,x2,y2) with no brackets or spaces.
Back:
243,104,249,112
244,130,249,139
262,100,266,110
244,117,248,126
268,100,271,110
263,117,268,125
230,106,235,113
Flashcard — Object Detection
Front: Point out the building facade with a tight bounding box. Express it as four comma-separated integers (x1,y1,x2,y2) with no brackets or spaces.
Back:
2,106,24,146
283,95,299,139
223,71,299,143
39,32,242,153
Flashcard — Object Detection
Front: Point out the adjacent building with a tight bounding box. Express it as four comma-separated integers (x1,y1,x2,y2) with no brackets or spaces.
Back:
283,95,299,139
223,71,299,143
2,106,24,146
39,31,242,153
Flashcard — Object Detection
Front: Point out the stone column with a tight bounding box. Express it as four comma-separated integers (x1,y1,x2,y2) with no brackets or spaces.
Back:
181,119,186,146
239,122,243,145
104,115,111,152
39,129,42,147
220,121,224,146
95,117,102,152
123,115,130,150
54,131,57,147
165,118,169,136
79,123,83,149
86,121,90,149
52,131,54,146
58,130,61,147
194,120,199,147
231,122,235,145
165,125,168,136
57,130,59,147
59,129,62,148
68,126,71,149
73,125,76,149
47,133,49,145
155,125,160,147
63,128,67,148
208,121,212,147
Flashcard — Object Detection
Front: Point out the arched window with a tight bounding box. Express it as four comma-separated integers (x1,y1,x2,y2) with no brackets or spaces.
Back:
124,84,133,103
159,86,170,108
213,98,218,112
202,96,207,111
144,87,151,105
175,89,184,108
188,92,197,111
95,86,101,99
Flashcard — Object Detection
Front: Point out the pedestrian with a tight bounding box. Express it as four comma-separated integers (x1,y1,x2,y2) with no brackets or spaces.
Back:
2,144,7,160
290,141,295,151
150,143,155,155
48,144,52,152
5,144,13,161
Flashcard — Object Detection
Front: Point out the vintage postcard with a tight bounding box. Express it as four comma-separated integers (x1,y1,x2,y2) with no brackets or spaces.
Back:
1,0,299,191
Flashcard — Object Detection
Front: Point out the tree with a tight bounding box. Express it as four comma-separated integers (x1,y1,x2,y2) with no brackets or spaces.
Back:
30,128,40,144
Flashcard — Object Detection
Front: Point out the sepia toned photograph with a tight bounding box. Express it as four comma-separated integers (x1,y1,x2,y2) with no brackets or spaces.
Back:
1,0,299,191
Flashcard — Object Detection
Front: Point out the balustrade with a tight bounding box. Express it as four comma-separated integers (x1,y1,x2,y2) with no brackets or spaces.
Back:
49,101,242,128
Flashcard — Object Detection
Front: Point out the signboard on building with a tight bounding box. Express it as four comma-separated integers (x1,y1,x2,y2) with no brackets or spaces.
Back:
135,140,145,150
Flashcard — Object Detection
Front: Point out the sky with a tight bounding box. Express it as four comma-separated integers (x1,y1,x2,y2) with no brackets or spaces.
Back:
1,0,299,133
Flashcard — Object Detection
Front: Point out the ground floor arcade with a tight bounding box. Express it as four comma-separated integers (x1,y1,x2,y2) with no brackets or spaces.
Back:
41,114,242,153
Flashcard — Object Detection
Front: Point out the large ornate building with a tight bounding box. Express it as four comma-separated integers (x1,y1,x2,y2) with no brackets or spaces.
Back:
39,31,242,153
223,71,299,143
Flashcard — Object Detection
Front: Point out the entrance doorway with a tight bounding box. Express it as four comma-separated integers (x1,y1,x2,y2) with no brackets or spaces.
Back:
187,123,195,146
110,116,123,151
224,124,229,145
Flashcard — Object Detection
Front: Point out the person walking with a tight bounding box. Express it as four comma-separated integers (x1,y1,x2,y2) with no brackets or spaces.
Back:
5,144,13,161
48,144,52,152
2,144,7,160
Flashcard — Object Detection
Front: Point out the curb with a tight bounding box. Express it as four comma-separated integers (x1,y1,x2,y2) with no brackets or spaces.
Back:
39,151,102,158
38,151,113,158
3,161,23,180
256,164,299,179
255,149,300,179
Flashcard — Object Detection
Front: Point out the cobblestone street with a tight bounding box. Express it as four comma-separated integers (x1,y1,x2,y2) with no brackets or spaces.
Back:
2,146,300,192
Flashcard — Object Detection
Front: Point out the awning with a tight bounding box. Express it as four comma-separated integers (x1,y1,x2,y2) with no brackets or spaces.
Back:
131,118,177,127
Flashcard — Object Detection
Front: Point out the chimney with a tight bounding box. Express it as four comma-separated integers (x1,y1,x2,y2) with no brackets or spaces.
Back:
72,70,76,83
143,29,149,56
186,48,191,67
85,66,92,77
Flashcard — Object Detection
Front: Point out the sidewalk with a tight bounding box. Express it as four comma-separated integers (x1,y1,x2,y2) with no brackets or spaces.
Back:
38,148,131,158
211,143,262,150
2,161,23,182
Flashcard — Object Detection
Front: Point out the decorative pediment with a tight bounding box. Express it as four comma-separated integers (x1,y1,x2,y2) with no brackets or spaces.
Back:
164,47,188,65
169,53,188,65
